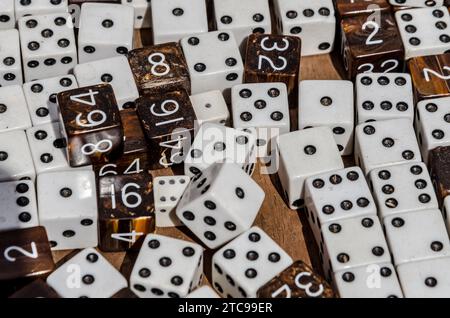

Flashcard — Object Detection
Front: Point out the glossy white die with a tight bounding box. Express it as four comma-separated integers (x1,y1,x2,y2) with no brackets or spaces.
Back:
305,167,377,245
0,29,23,87
18,13,77,82
0,180,39,232
26,122,71,174
299,80,354,155
0,85,32,133
184,123,257,178
74,56,139,110
78,3,134,63
0,0,14,30
46,248,128,298
176,163,265,249
333,263,403,298
37,170,98,250
15,0,68,20
0,130,35,182
23,75,78,126
369,162,438,219
277,127,344,209
389,0,443,7
395,7,450,60
384,209,450,265
122,0,152,29
130,234,204,298
397,257,450,298
181,31,244,101
355,73,414,124
212,226,293,298
273,0,335,56
154,175,190,228
354,119,421,175
213,0,272,50
416,97,450,163
190,90,230,128
151,0,208,45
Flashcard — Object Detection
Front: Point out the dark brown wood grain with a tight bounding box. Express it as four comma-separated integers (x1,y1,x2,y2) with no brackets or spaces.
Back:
58,84,124,167
98,172,155,252
341,11,404,79
429,146,450,206
257,260,336,298
409,54,450,101
128,43,191,95
335,0,391,18
0,227,55,281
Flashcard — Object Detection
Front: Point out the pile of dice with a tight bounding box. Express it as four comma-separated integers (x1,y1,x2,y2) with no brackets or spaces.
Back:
1,0,450,299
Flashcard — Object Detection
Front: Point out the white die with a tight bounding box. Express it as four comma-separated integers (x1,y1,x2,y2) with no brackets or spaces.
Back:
416,97,450,163
333,263,403,298
0,180,39,232
354,119,421,175
397,257,450,298
395,7,450,60
186,286,220,298
277,127,344,209
130,234,204,298
384,209,450,265
46,248,127,298
0,29,23,87
122,0,152,29
154,175,190,228
0,130,35,182
190,90,230,128
0,85,32,133
74,56,139,110
23,75,78,126
181,31,244,101
369,162,438,219
26,122,72,174
78,3,134,63
389,0,443,7
298,80,354,155
37,170,98,250
273,0,335,56
212,226,293,298
213,0,272,50
0,0,14,30
18,13,77,82
305,167,377,245
151,0,208,45
15,0,68,20
184,123,257,178
321,216,390,276
176,163,265,249
355,73,414,124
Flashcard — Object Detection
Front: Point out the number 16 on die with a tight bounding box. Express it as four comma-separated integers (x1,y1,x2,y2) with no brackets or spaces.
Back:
58,84,124,167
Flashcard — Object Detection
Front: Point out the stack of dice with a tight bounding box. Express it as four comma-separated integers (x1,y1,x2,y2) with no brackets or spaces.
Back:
1,0,450,299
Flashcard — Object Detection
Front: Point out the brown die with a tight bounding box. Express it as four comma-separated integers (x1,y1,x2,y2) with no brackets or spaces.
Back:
98,172,155,252
335,0,390,18
257,260,336,298
58,84,123,167
127,43,191,95
429,146,450,206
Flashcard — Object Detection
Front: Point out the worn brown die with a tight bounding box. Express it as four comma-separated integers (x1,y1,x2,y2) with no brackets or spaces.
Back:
127,43,191,95
95,109,150,178
111,288,139,298
409,53,450,101
244,34,301,108
58,84,124,167
335,0,390,18
0,227,55,282
257,260,336,298
341,12,405,79
136,89,196,169
9,279,60,298
429,146,450,206
98,172,155,252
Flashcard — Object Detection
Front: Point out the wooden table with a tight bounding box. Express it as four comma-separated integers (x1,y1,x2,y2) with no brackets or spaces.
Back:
53,30,345,287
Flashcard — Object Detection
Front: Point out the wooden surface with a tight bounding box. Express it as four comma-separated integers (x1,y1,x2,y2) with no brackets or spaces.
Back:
53,31,345,286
